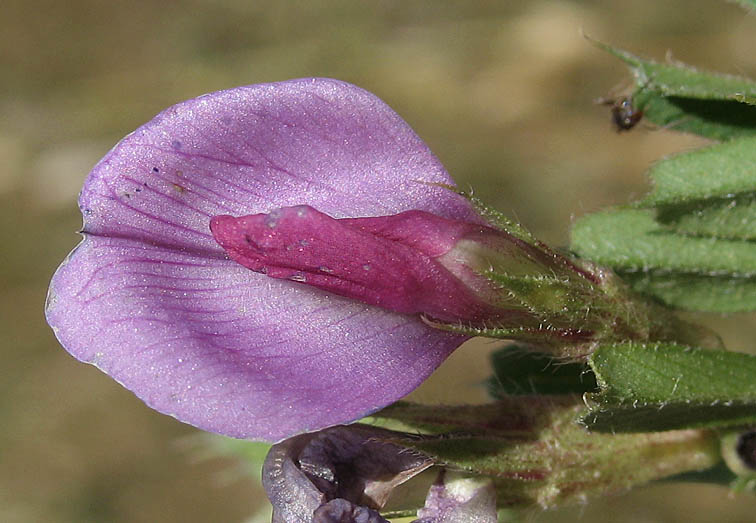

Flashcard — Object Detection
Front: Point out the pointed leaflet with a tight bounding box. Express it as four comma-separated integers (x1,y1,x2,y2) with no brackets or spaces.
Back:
641,137,756,207
583,342,756,432
571,208,756,312
655,195,756,242
572,136,756,312
590,39,756,140
640,137,756,241
486,346,597,398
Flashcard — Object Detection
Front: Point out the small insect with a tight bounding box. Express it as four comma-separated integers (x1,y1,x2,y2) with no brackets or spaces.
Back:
597,96,644,132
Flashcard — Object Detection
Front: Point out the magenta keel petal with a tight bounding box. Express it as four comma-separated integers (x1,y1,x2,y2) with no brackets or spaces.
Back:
210,206,505,322
46,79,473,441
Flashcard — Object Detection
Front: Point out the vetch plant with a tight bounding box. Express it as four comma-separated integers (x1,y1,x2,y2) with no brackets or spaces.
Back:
47,13,756,520
45,78,684,443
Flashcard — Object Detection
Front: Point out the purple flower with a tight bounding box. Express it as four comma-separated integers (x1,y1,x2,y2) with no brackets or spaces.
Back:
45,78,481,442
263,424,432,522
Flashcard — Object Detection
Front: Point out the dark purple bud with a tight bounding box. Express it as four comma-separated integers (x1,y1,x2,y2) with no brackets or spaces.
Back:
263,424,433,522
313,499,388,523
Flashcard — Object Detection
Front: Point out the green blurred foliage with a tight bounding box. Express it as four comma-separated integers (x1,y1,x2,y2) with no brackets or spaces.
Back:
3,0,756,521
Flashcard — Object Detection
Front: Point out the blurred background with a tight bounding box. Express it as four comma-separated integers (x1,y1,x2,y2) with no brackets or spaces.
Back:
3,0,756,521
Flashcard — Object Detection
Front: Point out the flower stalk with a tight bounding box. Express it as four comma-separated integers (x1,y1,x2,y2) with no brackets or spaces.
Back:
372,397,722,509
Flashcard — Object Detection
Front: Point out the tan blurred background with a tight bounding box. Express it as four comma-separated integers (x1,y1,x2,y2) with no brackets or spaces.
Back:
3,0,756,521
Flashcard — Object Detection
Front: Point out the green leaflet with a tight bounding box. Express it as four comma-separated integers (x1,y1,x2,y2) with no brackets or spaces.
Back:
571,208,756,274
583,342,756,432
636,90,756,141
600,45,756,101
572,138,756,311
580,45,756,310
487,347,597,398
637,137,756,241
640,137,756,207
571,208,756,311
591,40,756,140
656,195,756,242
622,272,756,312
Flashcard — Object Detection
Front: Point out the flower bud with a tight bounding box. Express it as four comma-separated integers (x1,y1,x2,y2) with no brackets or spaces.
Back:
262,424,433,522
210,205,597,344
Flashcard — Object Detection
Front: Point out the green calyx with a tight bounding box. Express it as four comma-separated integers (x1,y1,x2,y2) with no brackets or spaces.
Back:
432,194,714,357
